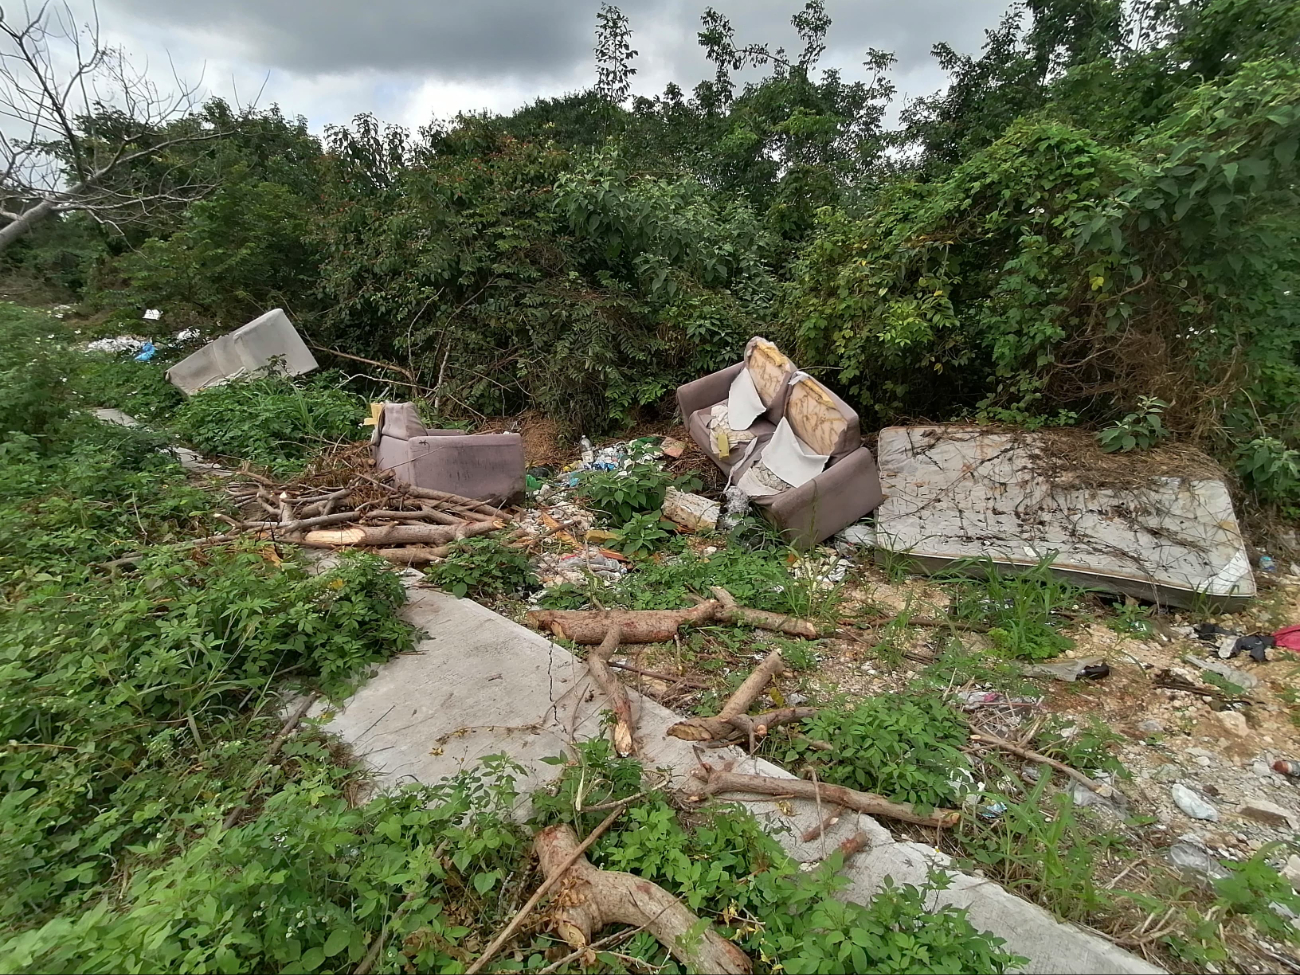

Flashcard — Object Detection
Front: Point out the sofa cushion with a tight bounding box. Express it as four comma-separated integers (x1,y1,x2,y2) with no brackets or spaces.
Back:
378,402,429,441
726,367,766,431
744,337,797,422
784,373,860,460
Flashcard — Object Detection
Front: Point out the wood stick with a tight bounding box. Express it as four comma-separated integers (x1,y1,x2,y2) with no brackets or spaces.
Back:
667,650,794,743
712,587,820,638
369,545,450,565
530,824,751,974
528,602,720,645
465,802,634,974
303,520,500,548
689,767,960,828
388,482,509,519
836,830,871,861
242,510,362,533
801,806,843,843
607,661,708,687
587,627,636,757
970,731,1112,796
364,508,465,526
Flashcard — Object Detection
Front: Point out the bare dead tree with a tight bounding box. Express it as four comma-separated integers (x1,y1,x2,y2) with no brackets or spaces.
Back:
0,0,222,252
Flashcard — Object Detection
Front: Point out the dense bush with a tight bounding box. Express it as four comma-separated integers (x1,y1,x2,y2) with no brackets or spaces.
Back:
171,374,365,473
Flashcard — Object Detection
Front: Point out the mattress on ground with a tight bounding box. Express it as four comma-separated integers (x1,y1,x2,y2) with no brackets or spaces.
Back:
873,425,1255,610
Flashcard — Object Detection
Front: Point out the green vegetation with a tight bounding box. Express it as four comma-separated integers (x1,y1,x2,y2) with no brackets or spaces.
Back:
947,558,1083,660
426,535,537,599
171,375,366,474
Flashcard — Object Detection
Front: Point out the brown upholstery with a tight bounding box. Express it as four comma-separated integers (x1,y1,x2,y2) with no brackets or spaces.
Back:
674,341,884,549
374,402,525,503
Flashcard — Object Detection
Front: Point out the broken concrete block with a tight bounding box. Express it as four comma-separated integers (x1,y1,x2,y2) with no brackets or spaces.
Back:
662,488,720,532
874,426,1254,611
1237,800,1297,829
166,308,318,395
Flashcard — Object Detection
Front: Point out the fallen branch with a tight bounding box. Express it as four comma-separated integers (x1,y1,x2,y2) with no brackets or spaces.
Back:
240,510,364,534
364,508,465,526
667,650,815,746
588,626,636,757
689,765,960,829
970,730,1111,796
532,824,751,974
527,598,820,646
529,601,720,644
369,545,450,565
101,533,238,569
302,520,501,548
607,661,708,687
712,587,820,637
465,801,634,975
801,806,843,843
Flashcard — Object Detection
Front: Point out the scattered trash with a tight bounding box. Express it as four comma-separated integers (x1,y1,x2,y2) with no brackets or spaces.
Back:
1259,554,1277,572
1183,653,1260,691
86,335,148,354
662,488,721,533
720,485,751,531
536,550,626,587
143,308,162,321
1194,622,1236,644
1172,783,1219,821
134,340,156,362
1274,759,1300,779
1023,657,1110,682
789,550,851,590
174,327,200,342
166,308,318,395
1273,624,1300,653
1232,634,1273,662
1137,718,1165,734
1168,834,1231,881
873,425,1255,610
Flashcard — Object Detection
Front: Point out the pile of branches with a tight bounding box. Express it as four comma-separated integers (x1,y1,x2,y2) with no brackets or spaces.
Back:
216,471,518,565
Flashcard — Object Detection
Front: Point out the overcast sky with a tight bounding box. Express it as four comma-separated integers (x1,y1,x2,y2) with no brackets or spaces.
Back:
64,0,1017,133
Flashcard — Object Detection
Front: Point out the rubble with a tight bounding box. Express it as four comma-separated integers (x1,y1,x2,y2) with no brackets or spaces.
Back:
662,487,720,532
1237,800,1297,829
1183,653,1261,691
1168,833,1231,881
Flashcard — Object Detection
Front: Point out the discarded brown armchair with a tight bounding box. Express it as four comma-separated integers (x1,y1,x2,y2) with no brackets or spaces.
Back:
373,403,525,504
675,338,884,548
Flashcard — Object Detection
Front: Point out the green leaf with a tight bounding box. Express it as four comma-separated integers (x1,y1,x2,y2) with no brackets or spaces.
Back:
473,871,498,895
323,928,350,958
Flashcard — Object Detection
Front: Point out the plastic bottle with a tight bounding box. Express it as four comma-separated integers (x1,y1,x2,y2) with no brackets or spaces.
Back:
1260,554,1277,572
1274,759,1300,779
578,436,594,467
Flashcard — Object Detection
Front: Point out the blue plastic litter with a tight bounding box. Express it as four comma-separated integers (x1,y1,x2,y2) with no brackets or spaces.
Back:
134,341,156,362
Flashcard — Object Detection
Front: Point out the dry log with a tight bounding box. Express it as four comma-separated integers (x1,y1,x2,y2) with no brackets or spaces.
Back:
801,807,842,843
528,602,720,644
242,511,363,533
588,626,636,756
689,766,960,829
712,586,820,638
527,600,820,646
365,508,464,526
533,825,751,974
970,731,1112,796
302,520,500,548
370,546,450,565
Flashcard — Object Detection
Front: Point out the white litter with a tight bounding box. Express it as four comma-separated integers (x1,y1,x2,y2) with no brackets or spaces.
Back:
86,335,147,354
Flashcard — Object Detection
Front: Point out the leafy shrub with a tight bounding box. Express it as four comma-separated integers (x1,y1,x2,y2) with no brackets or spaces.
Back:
1236,435,1300,506
171,374,364,473
75,355,183,422
611,510,674,557
0,548,410,926
579,461,675,523
1097,396,1169,452
948,558,1080,661
601,543,803,614
425,534,535,599
772,693,971,809
0,306,74,440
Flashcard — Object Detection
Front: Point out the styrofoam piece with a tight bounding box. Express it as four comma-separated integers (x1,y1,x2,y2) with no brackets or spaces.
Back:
165,308,317,395
874,426,1254,610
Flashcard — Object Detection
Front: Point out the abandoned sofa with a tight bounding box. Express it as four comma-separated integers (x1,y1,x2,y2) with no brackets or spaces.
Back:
675,338,884,548
373,403,525,504
166,308,318,395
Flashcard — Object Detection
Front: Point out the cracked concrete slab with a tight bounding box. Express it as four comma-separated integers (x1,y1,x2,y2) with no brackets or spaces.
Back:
313,582,1161,975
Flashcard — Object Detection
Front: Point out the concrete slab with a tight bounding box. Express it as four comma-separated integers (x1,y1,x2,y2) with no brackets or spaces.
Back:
874,425,1253,611
314,583,1160,974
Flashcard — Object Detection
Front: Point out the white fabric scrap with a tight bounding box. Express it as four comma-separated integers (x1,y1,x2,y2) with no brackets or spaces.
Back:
737,462,791,498
726,367,765,432
761,417,829,489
